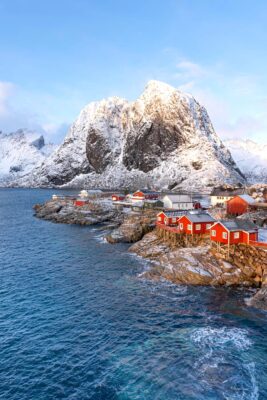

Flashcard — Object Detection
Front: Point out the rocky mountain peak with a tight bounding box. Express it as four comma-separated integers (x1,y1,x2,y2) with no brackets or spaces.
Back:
142,80,175,96
6,81,246,190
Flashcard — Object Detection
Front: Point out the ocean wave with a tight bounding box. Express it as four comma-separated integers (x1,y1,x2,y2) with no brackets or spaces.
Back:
191,326,252,350
190,327,259,400
93,233,108,244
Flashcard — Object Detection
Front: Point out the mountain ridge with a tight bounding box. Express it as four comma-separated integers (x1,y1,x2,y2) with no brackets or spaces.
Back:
224,138,267,184
0,129,57,185
0,81,250,189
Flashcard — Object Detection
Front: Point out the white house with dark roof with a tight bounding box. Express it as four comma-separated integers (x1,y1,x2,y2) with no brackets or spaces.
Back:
210,188,245,207
162,194,194,210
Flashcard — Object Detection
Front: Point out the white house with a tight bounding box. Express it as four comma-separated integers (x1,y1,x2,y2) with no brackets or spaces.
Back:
161,194,194,210
210,188,245,207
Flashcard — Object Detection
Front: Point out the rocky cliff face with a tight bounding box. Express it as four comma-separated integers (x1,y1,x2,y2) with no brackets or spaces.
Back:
11,81,245,190
0,129,57,186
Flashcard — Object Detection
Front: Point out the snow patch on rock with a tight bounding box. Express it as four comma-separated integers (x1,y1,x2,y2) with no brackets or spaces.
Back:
0,129,57,185
224,139,267,183
7,81,245,189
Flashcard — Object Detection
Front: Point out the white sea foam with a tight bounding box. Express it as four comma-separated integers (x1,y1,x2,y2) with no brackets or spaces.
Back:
245,362,259,400
191,327,259,400
93,234,108,244
191,326,252,350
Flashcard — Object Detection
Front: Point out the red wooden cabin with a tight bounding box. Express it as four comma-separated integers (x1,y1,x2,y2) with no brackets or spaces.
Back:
132,191,159,202
178,213,216,235
210,220,258,245
226,195,255,216
111,194,125,202
157,211,184,226
132,191,145,201
74,199,88,206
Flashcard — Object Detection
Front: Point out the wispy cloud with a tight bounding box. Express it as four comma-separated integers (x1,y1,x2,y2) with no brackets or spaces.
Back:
175,60,207,80
0,81,69,143
169,58,267,143
0,81,15,117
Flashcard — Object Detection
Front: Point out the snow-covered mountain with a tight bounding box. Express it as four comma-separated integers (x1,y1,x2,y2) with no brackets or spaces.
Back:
0,129,57,186
224,139,267,183
8,81,246,190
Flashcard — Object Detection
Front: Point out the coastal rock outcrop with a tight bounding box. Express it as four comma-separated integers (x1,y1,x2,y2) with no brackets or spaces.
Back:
129,232,263,286
13,80,245,190
105,212,156,243
34,198,123,226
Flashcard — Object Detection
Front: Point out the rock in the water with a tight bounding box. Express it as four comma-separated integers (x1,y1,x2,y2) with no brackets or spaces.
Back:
34,198,123,226
106,212,156,243
247,286,267,310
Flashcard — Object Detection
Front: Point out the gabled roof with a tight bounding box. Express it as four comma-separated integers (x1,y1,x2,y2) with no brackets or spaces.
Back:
133,190,159,195
183,212,216,223
211,188,244,197
158,210,185,217
216,219,258,233
162,194,192,202
236,194,255,205
133,191,145,196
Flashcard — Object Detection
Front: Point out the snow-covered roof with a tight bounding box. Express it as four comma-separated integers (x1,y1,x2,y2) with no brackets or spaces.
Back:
237,194,255,205
164,211,186,217
217,219,258,232
185,213,216,223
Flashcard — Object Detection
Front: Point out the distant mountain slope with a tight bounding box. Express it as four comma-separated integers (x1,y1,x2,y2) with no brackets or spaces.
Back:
0,129,57,186
8,81,245,190
224,139,267,183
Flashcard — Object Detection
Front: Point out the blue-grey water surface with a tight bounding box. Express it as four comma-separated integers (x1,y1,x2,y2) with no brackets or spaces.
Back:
0,189,267,400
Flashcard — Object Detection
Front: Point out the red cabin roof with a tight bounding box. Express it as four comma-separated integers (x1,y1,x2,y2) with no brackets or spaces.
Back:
133,191,145,198
210,220,258,244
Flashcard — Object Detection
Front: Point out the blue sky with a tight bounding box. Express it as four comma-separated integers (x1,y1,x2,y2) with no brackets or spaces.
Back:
0,0,266,143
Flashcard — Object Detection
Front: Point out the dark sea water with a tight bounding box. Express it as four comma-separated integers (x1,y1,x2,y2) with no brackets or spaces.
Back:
0,189,267,400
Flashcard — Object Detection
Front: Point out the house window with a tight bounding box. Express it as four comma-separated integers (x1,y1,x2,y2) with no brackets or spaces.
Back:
157,216,161,222
196,224,201,230
188,224,192,230
234,232,240,239
206,224,211,229
180,223,183,229
222,232,227,239
211,230,216,237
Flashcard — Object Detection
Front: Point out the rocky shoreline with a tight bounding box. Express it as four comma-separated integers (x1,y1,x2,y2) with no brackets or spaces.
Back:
34,198,267,311
33,198,124,227
128,232,266,286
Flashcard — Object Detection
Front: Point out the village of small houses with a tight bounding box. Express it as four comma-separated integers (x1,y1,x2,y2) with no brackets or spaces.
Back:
41,185,267,291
